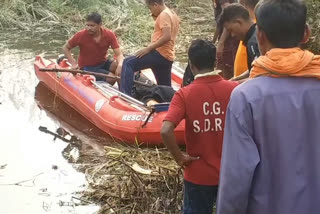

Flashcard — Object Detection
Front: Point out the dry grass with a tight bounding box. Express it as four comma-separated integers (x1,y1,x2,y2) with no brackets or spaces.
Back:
305,0,320,54
69,143,184,213
174,0,215,61
2,0,319,56
0,0,215,61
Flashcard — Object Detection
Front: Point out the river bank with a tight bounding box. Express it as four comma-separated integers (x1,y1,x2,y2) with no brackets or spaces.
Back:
1,0,320,213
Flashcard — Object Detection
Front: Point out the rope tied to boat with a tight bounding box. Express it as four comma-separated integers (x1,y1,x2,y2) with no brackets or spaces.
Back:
142,108,156,128
142,103,170,128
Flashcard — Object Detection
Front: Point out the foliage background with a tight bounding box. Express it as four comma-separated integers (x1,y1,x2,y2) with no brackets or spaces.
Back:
1,0,318,59
0,0,214,61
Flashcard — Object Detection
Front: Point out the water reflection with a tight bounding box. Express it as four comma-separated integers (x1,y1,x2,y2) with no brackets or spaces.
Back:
35,82,111,149
0,33,100,213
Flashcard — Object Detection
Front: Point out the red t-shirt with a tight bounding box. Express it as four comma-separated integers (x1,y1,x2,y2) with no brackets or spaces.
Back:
68,28,120,68
164,75,238,185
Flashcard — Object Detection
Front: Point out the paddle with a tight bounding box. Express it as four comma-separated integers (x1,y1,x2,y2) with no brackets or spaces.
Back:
39,68,154,87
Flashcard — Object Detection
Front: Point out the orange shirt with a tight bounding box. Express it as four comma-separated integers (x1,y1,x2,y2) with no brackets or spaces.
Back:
151,8,180,61
234,41,248,77
234,18,257,77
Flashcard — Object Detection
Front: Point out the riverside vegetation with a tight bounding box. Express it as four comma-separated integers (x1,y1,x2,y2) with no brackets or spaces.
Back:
1,0,319,213
0,0,216,61
0,0,319,56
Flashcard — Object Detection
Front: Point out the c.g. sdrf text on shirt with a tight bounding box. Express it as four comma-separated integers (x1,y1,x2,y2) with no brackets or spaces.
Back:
193,102,224,133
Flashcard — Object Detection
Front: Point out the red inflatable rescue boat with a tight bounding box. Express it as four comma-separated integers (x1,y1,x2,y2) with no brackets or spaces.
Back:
34,56,185,145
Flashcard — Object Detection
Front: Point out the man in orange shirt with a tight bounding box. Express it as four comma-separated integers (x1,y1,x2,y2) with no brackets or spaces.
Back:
120,0,179,96
233,0,259,78
219,3,260,83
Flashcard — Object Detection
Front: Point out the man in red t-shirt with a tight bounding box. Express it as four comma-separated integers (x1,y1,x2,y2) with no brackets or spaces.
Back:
62,12,124,84
161,39,238,214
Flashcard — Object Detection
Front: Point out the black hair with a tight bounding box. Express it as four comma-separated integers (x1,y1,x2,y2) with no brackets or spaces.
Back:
145,0,164,5
244,0,260,9
255,0,307,48
86,12,102,24
218,3,251,27
188,39,216,71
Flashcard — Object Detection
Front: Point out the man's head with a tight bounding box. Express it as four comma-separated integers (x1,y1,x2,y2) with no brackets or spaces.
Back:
218,3,253,41
255,0,310,55
188,39,216,75
145,0,165,18
85,12,102,35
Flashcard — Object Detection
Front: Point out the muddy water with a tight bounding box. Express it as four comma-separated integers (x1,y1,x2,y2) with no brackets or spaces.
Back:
0,31,107,213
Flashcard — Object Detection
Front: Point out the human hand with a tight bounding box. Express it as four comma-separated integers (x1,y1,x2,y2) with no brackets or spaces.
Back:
135,47,152,58
115,64,122,77
217,42,224,55
176,153,200,169
71,63,79,70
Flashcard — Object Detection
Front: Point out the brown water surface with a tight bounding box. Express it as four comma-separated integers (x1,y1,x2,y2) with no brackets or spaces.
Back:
0,30,108,214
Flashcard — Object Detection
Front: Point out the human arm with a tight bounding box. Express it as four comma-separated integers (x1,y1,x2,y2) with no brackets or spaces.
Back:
216,27,229,55
113,48,124,77
106,31,123,76
161,121,199,168
230,70,250,82
136,13,172,58
216,27,230,71
216,104,260,214
161,91,199,168
62,32,82,69
231,41,260,81
213,29,219,44
136,27,171,58
216,0,231,49
62,42,78,69
230,39,259,82
149,26,171,50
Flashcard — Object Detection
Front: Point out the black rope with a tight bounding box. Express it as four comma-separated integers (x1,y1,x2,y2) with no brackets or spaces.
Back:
142,108,155,128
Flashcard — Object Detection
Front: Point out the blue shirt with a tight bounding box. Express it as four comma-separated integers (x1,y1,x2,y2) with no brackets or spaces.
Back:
217,76,320,214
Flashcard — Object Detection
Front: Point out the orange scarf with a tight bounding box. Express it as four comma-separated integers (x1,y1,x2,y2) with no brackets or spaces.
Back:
250,48,320,80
